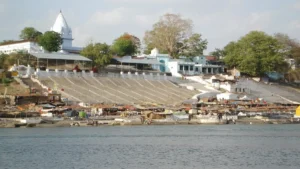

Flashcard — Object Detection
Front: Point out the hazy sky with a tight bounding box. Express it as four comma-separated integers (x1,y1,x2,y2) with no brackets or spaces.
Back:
0,0,299,54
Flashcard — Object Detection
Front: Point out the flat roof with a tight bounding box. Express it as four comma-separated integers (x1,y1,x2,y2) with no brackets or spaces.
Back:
0,40,32,46
29,52,91,61
113,58,162,65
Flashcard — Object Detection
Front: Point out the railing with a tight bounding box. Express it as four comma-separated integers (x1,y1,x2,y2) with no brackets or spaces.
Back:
32,70,196,85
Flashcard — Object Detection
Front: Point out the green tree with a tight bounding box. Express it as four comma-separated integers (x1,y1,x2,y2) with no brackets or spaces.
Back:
210,48,225,60
38,31,62,52
0,52,34,70
81,42,112,67
144,13,207,58
291,47,300,65
274,33,300,65
126,33,141,53
223,31,287,76
19,27,42,41
111,33,137,56
179,33,208,57
0,54,9,69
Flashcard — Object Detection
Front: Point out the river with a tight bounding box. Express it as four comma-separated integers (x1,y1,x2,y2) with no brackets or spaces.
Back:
1,125,300,169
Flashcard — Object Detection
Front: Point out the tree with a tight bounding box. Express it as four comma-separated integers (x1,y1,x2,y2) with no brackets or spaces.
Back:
0,54,9,69
223,31,288,76
274,33,300,65
291,47,300,65
38,31,62,52
81,42,112,67
19,27,42,41
0,52,33,69
274,33,299,54
210,48,225,60
179,33,207,57
144,13,207,58
111,33,137,56
127,33,141,53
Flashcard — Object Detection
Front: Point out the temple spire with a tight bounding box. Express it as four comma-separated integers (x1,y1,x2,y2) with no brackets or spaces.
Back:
51,10,73,49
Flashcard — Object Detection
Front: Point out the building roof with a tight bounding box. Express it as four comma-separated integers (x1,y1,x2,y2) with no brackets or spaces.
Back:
0,40,33,46
29,52,91,61
113,57,162,65
206,56,217,61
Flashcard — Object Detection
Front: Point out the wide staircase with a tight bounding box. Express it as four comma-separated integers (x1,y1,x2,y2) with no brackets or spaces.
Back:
37,73,199,105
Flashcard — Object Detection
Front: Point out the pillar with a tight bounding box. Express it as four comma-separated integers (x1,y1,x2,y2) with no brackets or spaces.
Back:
189,66,193,75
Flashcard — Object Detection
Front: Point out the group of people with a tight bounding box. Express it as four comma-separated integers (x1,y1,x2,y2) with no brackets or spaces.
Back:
73,65,98,73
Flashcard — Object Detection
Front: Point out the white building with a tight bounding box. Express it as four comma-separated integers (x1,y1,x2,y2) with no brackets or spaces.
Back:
147,48,169,59
216,93,239,101
145,48,225,77
0,11,82,54
0,40,43,54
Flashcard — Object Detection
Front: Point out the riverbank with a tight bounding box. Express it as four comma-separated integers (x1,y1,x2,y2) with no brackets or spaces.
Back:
1,117,300,128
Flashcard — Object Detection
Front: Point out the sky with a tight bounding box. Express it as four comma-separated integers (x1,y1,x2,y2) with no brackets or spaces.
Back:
0,0,300,54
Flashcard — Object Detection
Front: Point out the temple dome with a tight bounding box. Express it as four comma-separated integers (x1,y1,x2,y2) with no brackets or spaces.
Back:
50,11,73,49
51,11,72,38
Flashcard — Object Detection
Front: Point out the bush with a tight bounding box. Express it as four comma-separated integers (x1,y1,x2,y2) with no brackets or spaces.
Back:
2,78,12,86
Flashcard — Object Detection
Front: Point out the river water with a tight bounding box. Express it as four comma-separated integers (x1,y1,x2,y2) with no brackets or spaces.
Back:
1,125,300,169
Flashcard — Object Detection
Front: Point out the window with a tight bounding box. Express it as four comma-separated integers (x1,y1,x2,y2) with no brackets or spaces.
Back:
195,67,198,72
180,65,183,71
190,66,194,71
184,66,189,71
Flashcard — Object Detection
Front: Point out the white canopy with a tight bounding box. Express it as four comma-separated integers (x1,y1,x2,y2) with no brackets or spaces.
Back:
217,93,238,101
30,53,91,61
113,57,162,65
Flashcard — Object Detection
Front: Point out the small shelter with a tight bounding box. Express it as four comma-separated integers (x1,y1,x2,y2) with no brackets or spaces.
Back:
29,52,91,70
240,95,253,101
217,93,238,101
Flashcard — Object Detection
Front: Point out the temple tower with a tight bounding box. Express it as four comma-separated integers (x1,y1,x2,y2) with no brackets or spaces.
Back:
51,11,73,50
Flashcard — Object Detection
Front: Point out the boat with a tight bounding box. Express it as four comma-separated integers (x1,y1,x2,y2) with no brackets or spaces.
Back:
41,117,64,123
172,114,189,121
195,114,227,124
20,118,42,124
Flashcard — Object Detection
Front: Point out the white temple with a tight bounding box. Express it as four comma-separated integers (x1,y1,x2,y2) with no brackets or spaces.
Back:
0,10,82,54
51,11,73,50
50,11,82,53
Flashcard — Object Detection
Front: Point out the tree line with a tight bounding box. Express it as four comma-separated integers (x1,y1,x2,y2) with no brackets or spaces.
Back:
0,13,209,69
1,13,299,78
81,14,208,67
209,31,300,77
0,27,63,52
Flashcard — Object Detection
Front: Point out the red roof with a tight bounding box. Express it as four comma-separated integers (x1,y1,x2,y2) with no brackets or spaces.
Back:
206,56,216,61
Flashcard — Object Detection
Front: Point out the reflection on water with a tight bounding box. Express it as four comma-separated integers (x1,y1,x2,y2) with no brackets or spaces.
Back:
1,125,300,169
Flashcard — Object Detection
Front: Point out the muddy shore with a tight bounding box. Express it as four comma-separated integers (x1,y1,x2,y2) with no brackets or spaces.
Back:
1,117,299,128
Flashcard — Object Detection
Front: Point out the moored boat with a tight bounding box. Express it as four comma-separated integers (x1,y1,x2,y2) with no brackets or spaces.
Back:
20,118,42,124
195,114,227,124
